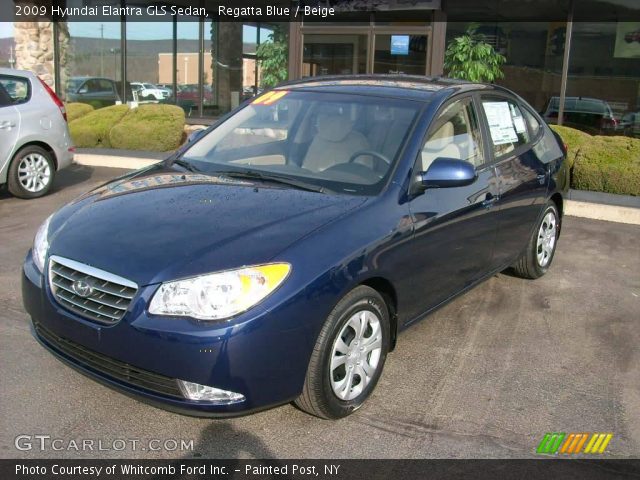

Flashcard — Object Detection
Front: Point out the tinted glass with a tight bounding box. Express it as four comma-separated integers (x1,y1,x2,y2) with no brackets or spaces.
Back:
182,91,421,195
0,75,30,104
522,106,542,138
482,98,530,157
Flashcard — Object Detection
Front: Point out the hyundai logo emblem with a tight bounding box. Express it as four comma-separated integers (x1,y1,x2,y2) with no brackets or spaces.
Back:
71,279,93,298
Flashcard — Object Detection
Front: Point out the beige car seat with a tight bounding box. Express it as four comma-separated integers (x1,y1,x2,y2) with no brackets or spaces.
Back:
303,113,370,172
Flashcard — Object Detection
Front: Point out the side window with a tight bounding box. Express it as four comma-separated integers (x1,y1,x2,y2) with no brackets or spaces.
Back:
481,98,530,157
522,106,542,138
0,82,12,107
98,80,114,93
420,97,484,171
0,76,30,105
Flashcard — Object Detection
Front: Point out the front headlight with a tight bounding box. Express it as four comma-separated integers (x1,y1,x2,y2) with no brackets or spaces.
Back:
148,263,291,321
33,214,53,272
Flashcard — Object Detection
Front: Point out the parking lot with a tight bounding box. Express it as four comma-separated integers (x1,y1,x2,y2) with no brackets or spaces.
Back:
0,164,638,459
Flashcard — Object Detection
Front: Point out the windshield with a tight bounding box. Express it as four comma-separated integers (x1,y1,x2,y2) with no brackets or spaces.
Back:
181,90,421,195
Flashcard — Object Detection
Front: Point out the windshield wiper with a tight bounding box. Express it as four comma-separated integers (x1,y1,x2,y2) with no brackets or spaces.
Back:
215,170,329,194
170,158,201,173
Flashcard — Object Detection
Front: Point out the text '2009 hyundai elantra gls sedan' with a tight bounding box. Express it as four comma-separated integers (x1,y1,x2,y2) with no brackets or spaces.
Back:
23,75,568,419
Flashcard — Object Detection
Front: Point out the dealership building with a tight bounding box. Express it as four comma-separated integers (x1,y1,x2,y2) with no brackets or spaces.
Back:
0,0,639,133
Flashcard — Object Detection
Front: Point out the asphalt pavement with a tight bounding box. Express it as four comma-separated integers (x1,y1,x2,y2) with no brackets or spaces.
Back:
0,164,638,459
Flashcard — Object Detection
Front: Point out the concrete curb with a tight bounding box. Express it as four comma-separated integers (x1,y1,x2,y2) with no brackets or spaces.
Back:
565,200,640,225
74,153,160,170
73,153,640,226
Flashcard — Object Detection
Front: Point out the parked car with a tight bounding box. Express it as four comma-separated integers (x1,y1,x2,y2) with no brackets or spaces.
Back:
156,83,174,96
619,111,640,138
541,96,621,134
66,77,133,108
131,82,170,101
23,75,568,418
0,68,74,199
624,29,640,43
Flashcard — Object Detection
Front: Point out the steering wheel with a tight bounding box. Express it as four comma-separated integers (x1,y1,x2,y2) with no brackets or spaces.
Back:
348,150,392,167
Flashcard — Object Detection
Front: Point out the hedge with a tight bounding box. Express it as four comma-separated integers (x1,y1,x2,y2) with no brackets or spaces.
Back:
69,105,130,148
65,102,94,122
550,125,640,196
68,104,185,151
108,104,185,151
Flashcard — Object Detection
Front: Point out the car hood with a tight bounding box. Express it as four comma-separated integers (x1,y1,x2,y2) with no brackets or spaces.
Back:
48,165,367,286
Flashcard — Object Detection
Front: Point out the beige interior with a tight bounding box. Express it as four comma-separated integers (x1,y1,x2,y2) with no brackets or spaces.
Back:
302,113,370,172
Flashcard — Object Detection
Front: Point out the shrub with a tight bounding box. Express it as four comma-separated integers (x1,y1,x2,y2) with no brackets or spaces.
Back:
69,105,130,148
551,125,640,196
109,104,185,152
65,102,94,122
549,125,590,170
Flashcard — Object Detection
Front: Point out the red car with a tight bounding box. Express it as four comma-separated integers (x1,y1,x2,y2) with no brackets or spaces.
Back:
624,30,640,43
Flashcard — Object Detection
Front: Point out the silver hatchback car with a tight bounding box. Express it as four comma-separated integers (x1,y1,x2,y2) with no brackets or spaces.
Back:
0,68,74,199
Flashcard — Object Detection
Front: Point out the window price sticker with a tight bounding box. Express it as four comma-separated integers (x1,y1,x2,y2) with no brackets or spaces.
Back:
483,101,519,145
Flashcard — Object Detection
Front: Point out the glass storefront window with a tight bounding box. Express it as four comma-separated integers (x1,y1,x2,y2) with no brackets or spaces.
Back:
63,23,122,107
564,22,640,137
0,23,15,69
303,34,367,76
177,19,202,116
373,34,428,74
446,22,564,113
126,21,173,105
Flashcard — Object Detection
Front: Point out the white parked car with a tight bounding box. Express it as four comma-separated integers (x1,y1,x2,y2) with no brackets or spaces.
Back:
0,68,74,199
131,82,169,101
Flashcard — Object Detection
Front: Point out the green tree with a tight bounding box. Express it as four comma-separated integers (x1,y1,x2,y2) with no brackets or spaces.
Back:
444,23,506,83
256,27,288,88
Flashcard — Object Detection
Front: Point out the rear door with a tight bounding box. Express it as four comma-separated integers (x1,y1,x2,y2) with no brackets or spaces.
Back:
400,94,500,322
478,94,549,267
0,75,23,176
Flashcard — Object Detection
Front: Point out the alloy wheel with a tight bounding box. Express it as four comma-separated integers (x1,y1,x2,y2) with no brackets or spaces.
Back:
536,211,557,267
18,154,51,193
329,310,382,401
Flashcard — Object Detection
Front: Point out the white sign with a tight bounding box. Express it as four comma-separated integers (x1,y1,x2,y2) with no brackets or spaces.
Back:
483,102,518,145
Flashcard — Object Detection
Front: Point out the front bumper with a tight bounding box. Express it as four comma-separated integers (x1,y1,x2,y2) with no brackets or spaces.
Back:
22,251,321,417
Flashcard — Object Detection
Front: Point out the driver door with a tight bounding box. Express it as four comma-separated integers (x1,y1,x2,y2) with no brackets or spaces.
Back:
401,95,500,322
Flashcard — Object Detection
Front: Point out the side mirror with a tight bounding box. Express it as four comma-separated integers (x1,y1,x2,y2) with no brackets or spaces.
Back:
187,129,206,143
417,157,477,189
78,87,88,94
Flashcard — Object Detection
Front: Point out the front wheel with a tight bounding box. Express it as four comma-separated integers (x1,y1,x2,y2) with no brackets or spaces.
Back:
512,202,560,279
295,286,390,419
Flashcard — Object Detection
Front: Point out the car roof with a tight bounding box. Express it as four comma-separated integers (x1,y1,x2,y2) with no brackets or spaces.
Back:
0,67,38,79
276,75,503,102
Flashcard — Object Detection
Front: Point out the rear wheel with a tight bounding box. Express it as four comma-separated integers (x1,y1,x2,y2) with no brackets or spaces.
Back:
295,286,390,419
512,202,560,279
7,146,55,199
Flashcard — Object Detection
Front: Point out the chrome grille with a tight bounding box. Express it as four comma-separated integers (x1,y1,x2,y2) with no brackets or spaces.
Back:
48,256,138,325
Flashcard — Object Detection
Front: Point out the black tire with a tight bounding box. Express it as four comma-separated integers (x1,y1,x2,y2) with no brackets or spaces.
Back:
7,146,55,199
512,202,560,279
296,285,390,419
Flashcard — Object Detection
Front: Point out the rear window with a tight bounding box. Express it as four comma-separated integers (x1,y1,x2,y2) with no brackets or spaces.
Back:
0,75,30,105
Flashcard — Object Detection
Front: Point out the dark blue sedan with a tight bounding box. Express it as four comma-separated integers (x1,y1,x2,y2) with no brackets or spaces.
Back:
23,76,568,419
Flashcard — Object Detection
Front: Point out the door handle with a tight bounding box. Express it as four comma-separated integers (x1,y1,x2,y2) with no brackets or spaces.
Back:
482,193,498,208
0,121,16,129
537,172,548,185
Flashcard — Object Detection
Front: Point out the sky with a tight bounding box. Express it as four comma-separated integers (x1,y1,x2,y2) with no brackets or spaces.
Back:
0,21,257,41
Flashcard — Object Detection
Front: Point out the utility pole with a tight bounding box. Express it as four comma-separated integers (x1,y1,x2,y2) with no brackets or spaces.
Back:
9,45,15,69
100,24,104,77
